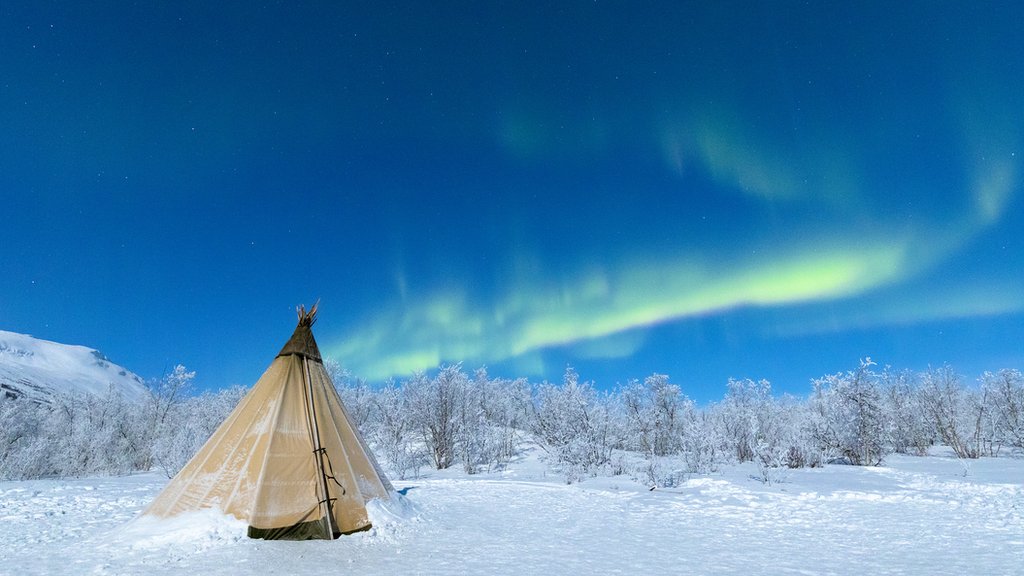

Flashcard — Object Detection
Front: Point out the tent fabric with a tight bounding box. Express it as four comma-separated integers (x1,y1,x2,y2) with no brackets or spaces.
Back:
143,308,392,540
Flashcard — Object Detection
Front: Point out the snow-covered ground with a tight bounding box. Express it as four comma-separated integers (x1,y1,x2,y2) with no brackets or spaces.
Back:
2,449,1022,576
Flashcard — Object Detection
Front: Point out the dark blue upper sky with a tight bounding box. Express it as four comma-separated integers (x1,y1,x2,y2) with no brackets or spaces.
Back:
2,2,1021,401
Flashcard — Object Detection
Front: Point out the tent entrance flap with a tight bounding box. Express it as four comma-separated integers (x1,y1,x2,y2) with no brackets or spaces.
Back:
247,511,332,540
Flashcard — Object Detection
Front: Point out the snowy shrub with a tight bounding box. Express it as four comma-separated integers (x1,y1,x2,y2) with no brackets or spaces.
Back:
981,369,1024,450
883,369,934,456
717,378,774,463
809,359,890,466
713,378,815,470
482,374,532,468
754,440,790,484
634,453,691,488
782,399,826,469
366,379,424,479
8,356,1024,484
619,374,689,458
455,371,490,474
617,374,704,486
0,386,152,480
455,369,530,474
150,385,246,477
919,365,990,459
328,359,378,432
681,411,724,474
0,398,51,480
529,368,617,483
144,365,198,474
404,365,468,470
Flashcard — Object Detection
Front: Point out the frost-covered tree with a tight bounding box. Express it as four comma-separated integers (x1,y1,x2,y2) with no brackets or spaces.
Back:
328,359,377,432
405,365,467,470
480,374,531,468
919,365,990,459
454,368,529,474
0,397,51,480
1,383,156,480
455,368,490,474
680,410,724,474
529,368,616,483
775,396,823,470
620,374,688,458
981,369,1024,450
150,385,246,477
137,365,196,471
617,374,694,486
714,379,818,480
716,378,773,463
882,369,933,456
7,355,1024,484
369,378,427,480
809,359,889,466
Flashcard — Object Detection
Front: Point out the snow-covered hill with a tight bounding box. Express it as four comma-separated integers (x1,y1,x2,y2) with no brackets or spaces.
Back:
0,330,148,403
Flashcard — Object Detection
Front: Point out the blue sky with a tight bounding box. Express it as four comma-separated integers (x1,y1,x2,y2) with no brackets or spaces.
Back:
2,2,1021,402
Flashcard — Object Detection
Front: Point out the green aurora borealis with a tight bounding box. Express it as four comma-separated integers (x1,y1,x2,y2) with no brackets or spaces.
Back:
1,2,1021,398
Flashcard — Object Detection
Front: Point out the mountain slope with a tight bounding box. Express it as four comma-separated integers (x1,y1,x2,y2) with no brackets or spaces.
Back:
0,330,148,403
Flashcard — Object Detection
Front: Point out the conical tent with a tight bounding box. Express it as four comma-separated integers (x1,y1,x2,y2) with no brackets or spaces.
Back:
144,304,393,540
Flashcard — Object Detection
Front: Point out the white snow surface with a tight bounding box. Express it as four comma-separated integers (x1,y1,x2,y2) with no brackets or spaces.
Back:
0,330,147,402
1,449,1022,575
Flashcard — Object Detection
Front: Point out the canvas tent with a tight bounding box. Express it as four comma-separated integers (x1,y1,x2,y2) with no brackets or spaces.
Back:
144,304,393,540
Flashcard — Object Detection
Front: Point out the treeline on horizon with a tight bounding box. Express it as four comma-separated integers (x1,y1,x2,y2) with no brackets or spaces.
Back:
1,360,1022,485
